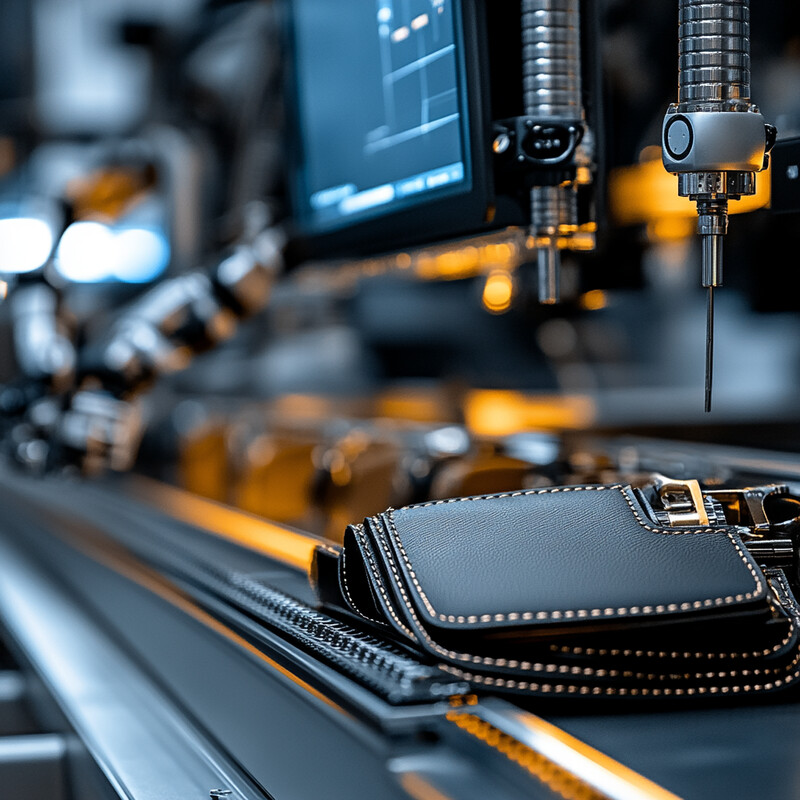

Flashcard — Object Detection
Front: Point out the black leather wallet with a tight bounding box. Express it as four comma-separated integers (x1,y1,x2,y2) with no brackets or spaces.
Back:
312,476,800,700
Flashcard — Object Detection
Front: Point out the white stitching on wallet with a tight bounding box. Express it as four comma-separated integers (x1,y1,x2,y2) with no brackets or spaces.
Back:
352,525,418,642
340,545,385,626
549,621,794,660
549,572,798,660
385,484,763,624
437,661,800,697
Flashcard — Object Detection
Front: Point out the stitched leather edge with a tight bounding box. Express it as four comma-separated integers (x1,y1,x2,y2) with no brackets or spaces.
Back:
548,623,794,660
340,542,385,626
550,572,797,661
385,484,764,624
352,525,418,642
437,660,800,697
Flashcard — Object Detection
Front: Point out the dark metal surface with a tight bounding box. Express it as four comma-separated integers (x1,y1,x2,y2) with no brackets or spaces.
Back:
0,672,38,736
0,734,68,800
0,525,274,800
549,702,800,800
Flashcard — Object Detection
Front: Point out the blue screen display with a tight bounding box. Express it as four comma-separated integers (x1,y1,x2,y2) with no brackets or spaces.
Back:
292,0,471,232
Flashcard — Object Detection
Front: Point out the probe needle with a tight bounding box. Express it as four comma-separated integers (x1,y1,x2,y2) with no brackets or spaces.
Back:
705,285,714,413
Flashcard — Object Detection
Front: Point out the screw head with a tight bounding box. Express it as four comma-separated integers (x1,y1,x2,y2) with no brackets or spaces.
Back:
492,133,511,154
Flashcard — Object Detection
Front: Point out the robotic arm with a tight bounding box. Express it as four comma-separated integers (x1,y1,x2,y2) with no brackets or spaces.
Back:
20,215,286,476
661,0,776,411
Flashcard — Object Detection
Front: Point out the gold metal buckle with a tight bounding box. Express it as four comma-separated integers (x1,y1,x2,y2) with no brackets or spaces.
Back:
651,474,709,527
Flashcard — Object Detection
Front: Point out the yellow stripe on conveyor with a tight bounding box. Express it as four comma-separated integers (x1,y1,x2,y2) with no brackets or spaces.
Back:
128,476,331,573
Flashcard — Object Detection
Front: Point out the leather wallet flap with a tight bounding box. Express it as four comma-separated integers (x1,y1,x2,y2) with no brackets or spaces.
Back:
369,484,767,634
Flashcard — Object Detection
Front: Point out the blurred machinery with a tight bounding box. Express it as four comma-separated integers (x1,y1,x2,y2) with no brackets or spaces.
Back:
3,0,800,481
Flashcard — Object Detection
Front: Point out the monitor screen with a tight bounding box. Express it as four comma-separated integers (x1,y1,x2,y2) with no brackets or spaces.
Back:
289,0,472,235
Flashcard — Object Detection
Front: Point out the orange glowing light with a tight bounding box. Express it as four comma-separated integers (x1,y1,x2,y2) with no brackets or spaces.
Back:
513,712,683,800
566,231,597,251
447,710,681,800
447,712,604,800
413,239,520,281
579,290,608,311
273,393,338,419
399,774,454,800
647,217,696,242
482,271,514,314
465,390,596,436
66,165,156,222
376,389,450,422
130,476,323,572
609,148,771,235
433,251,477,279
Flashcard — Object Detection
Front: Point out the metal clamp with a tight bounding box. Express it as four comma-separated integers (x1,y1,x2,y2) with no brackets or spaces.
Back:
705,484,800,538
651,474,710,527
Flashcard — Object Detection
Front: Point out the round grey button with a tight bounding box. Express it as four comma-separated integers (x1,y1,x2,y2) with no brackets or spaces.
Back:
666,117,692,159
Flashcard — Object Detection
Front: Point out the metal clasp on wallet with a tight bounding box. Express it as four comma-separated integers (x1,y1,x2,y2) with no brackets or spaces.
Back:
647,475,799,566
651,474,710,527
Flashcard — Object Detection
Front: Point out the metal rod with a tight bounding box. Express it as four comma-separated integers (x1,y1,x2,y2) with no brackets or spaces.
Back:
537,246,560,305
523,0,582,305
705,285,715,413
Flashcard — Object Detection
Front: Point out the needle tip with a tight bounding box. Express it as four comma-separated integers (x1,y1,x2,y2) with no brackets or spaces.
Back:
704,286,714,413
